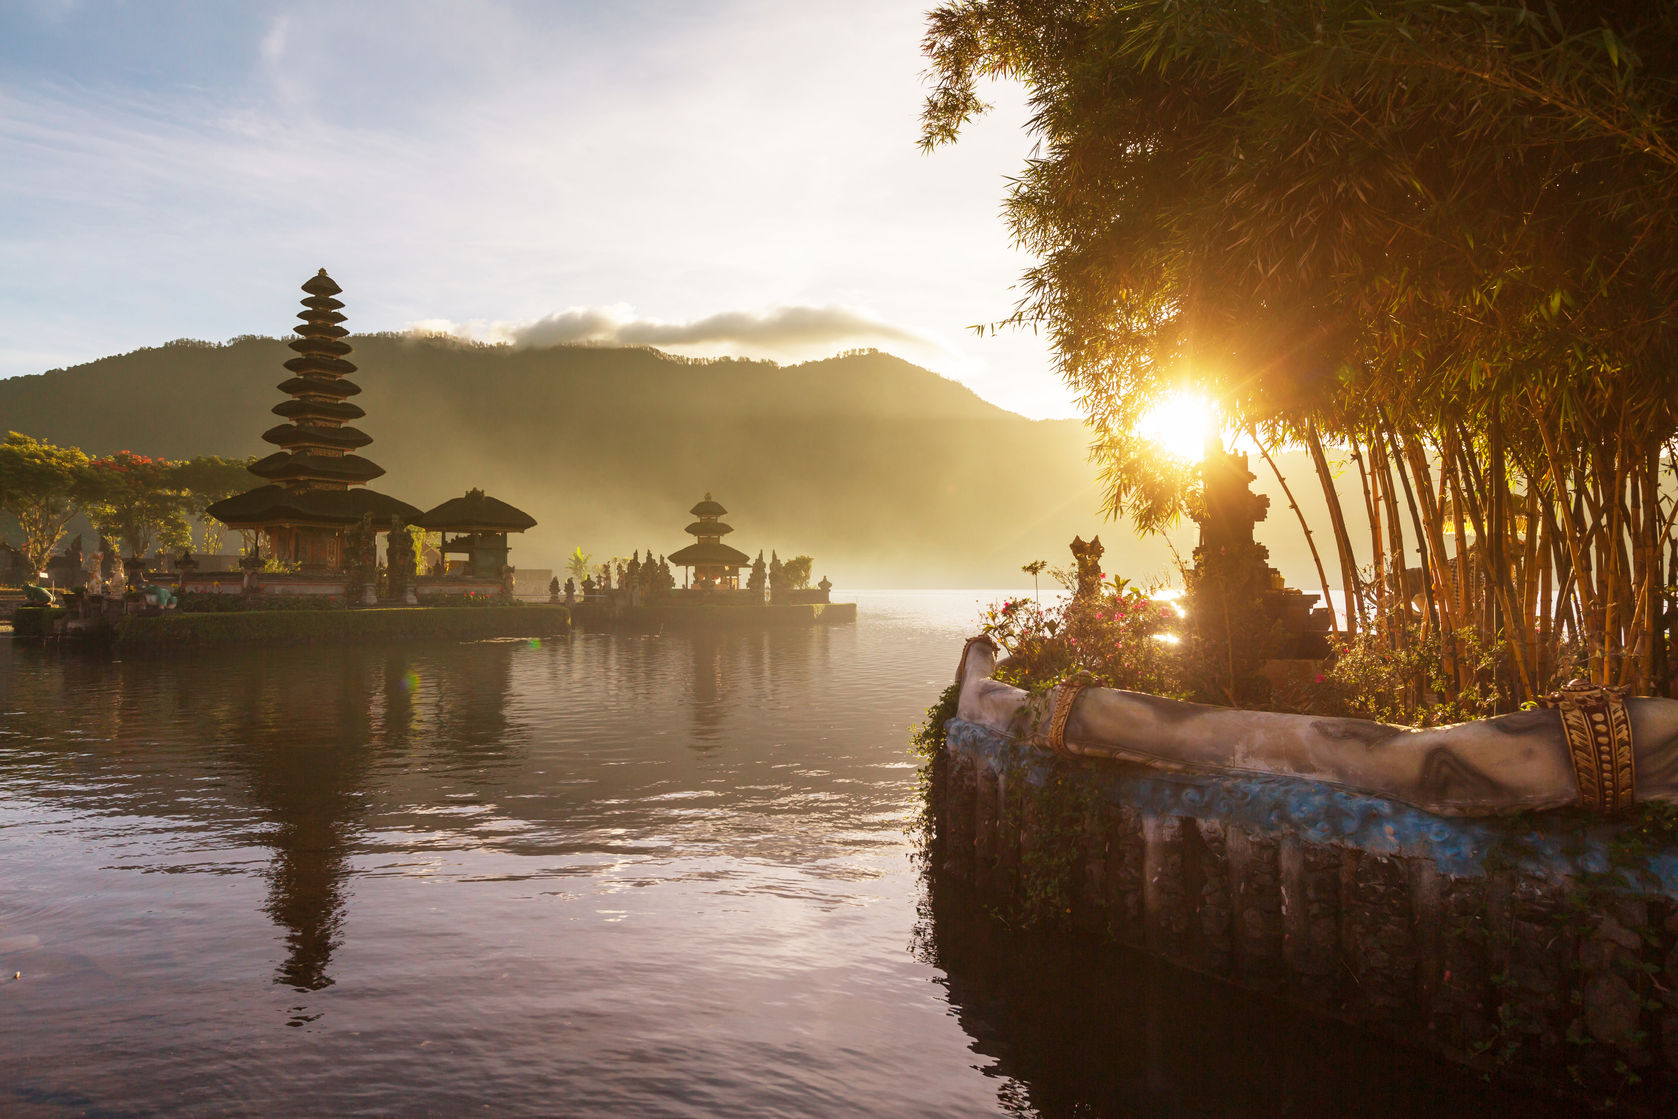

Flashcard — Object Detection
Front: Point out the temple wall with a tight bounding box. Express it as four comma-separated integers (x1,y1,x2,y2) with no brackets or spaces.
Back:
932,717,1678,1100
414,575,504,598
253,574,348,597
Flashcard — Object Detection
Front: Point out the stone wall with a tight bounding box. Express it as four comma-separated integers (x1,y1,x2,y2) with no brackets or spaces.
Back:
931,717,1678,1101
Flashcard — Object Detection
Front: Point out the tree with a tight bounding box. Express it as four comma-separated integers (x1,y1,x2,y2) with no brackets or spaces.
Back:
171,455,256,553
1021,559,1047,603
82,451,191,559
567,546,593,583
0,432,91,577
782,555,814,590
923,0,1678,697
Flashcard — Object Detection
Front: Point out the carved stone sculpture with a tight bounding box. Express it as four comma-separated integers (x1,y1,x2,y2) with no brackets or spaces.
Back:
954,636,1678,817
1068,535,1103,598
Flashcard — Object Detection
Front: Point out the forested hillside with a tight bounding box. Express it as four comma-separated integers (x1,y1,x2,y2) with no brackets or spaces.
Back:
1,338,1157,586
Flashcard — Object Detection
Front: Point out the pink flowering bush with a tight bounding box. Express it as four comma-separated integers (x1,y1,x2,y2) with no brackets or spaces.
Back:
980,578,1187,699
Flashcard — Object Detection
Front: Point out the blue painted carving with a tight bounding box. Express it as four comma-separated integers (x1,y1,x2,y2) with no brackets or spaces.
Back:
944,718,1678,895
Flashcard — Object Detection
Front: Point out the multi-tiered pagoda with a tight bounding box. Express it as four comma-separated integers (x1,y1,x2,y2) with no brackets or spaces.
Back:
208,270,419,569
669,494,751,590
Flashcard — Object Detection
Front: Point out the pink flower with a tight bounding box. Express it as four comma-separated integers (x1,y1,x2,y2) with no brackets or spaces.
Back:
1313,674,1325,684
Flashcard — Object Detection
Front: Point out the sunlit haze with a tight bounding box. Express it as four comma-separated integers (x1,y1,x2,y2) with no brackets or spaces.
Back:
0,0,1078,419
1134,391,1220,462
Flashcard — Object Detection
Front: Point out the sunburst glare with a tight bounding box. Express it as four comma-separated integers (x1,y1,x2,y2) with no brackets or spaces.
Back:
1134,391,1220,462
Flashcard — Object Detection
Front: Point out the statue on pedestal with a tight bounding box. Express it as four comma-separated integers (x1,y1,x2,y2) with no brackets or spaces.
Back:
1069,536,1104,598
345,513,380,605
386,518,417,605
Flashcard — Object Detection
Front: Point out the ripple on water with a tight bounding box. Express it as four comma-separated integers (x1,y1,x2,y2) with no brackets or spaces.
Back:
0,595,1582,1118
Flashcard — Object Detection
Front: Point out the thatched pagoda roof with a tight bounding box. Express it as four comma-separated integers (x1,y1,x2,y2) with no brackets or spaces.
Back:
282,353,357,377
249,451,384,484
689,494,727,517
684,520,734,537
416,489,537,532
261,423,373,450
272,398,365,422
277,375,361,397
669,540,751,568
207,485,420,528
301,269,342,296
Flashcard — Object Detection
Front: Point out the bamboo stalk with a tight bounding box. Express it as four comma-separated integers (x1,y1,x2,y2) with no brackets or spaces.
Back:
1305,420,1361,637
1251,425,1339,638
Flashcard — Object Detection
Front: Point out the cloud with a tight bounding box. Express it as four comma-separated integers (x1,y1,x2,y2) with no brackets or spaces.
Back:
409,304,953,364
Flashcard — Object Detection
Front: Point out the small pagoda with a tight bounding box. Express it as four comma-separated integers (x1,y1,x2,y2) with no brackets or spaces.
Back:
208,270,419,568
669,494,751,590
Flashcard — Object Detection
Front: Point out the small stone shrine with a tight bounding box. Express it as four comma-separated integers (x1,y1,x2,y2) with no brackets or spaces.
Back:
416,488,538,587
1189,443,1331,663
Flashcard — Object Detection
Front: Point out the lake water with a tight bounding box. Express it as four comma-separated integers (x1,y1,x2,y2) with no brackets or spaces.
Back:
1,592,1575,1117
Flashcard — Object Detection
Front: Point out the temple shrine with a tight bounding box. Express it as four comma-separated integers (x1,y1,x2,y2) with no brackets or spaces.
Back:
569,494,854,628
198,269,537,602
208,270,419,566
668,494,751,590
417,489,537,579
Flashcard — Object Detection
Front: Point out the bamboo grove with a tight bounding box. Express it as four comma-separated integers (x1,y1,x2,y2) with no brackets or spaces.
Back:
923,0,1678,700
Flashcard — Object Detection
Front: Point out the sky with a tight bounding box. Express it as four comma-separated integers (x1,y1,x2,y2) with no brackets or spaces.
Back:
0,0,1078,419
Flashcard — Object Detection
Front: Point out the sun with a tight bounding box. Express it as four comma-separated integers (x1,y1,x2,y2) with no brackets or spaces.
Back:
1134,391,1219,462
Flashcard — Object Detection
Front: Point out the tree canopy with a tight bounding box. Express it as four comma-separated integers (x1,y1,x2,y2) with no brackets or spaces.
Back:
0,431,91,575
0,433,259,578
924,0,1678,696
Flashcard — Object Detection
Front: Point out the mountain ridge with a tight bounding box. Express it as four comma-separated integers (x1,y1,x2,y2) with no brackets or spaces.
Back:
0,337,1137,586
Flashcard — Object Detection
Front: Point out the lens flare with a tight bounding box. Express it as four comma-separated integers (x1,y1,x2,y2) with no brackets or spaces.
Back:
1135,391,1219,462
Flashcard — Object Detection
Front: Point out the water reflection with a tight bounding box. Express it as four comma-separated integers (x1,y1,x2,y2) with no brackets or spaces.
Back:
0,597,1610,1117
0,639,528,1001
914,848,1589,1117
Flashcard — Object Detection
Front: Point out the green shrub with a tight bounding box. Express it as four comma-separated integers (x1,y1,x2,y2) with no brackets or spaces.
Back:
1280,625,1508,726
176,591,344,612
416,592,508,608
12,605,68,636
980,580,1186,699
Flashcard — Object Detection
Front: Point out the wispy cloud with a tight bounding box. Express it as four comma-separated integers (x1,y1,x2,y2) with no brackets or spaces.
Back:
408,303,952,363
0,1,1075,417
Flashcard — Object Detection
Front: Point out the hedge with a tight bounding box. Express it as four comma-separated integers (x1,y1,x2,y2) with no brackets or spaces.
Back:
112,604,570,651
12,606,69,637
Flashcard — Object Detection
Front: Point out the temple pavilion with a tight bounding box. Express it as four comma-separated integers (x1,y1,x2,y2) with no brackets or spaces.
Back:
417,489,537,578
669,494,751,590
208,270,418,567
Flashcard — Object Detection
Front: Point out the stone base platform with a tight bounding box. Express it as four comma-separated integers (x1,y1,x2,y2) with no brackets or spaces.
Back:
931,716,1678,1105
573,601,856,631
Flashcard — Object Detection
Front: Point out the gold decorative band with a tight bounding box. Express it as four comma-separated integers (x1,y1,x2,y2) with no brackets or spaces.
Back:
1047,675,1093,756
1536,680,1635,813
